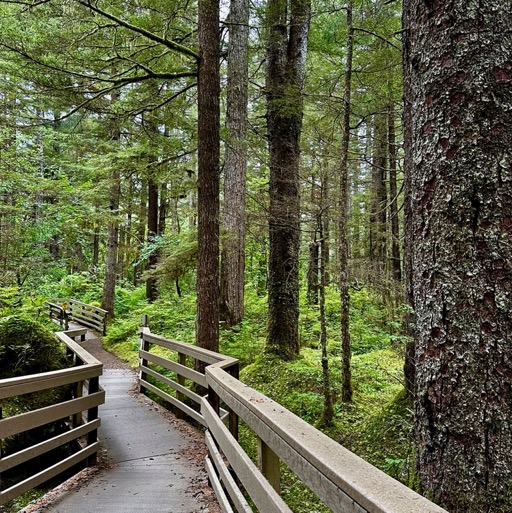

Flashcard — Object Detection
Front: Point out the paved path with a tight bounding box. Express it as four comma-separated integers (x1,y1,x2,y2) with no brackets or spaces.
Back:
25,331,217,513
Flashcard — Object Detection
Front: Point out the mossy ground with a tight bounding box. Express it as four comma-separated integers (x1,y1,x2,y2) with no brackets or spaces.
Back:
43,281,413,513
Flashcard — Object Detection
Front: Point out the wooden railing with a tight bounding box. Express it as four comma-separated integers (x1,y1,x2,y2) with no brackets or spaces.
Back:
138,321,448,513
48,299,108,335
0,329,105,506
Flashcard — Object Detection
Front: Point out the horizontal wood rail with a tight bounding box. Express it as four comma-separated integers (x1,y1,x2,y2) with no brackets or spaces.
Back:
47,302,69,330
48,299,108,335
138,318,238,428
138,320,448,513
0,329,104,506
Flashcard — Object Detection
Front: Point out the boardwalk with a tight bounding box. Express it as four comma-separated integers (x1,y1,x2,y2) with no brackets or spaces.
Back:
23,331,218,513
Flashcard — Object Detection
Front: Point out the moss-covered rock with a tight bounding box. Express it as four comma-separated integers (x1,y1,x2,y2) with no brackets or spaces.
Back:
0,317,73,482
0,316,68,379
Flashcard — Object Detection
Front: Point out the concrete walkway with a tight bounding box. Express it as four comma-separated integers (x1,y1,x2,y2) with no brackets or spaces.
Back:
27,334,216,513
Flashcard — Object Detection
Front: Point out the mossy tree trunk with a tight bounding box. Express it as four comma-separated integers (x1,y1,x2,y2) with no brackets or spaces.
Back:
265,0,311,360
406,0,512,510
339,0,353,403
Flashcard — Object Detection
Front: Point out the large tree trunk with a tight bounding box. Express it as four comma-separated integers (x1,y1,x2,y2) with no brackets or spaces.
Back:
406,1,512,510
265,0,311,359
219,0,249,328
196,0,221,352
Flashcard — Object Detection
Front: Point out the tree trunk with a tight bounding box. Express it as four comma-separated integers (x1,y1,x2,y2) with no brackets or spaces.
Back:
388,102,401,282
370,112,388,276
92,227,100,270
219,0,249,328
307,236,319,304
402,0,415,399
133,176,147,287
339,0,353,404
196,0,221,352
319,169,333,426
265,0,311,359
145,174,159,302
307,172,320,305
101,167,120,316
158,182,167,235
406,1,512,510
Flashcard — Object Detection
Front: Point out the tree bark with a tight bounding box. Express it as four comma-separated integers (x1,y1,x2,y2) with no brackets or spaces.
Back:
219,0,249,328
370,112,388,275
196,0,221,352
265,0,311,359
145,174,159,302
339,0,353,404
319,168,333,426
388,102,401,282
402,0,415,400
101,166,120,316
101,91,121,317
406,1,512,509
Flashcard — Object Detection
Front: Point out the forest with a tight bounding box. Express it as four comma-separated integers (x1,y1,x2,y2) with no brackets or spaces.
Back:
0,0,511,511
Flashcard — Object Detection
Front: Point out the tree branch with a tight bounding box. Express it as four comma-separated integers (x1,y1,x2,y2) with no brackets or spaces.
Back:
77,0,199,61
353,27,400,50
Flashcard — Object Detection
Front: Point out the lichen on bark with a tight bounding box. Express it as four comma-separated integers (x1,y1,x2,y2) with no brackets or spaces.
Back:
405,0,512,510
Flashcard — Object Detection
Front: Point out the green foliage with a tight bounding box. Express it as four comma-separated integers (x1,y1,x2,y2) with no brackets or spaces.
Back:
147,231,198,290
48,272,103,303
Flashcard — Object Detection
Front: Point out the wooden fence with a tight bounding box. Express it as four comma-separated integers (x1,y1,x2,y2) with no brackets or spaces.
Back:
0,329,105,506
138,321,448,513
47,299,108,335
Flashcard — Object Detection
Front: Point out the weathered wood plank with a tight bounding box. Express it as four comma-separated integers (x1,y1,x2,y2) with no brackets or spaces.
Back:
205,430,253,513
0,391,105,438
0,418,101,473
139,365,203,405
140,379,206,426
0,442,100,506
0,364,102,400
205,456,235,513
202,398,293,513
206,366,448,513
141,330,231,365
68,299,108,315
139,349,207,388
56,332,102,366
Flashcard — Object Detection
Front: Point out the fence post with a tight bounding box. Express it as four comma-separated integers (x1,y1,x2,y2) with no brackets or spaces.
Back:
139,315,149,394
63,309,69,331
208,382,220,417
176,353,187,419
228,363,240,441
86,376,99,466
258,438,280,494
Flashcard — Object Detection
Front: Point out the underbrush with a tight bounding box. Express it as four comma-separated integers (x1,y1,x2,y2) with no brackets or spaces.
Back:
88,283,413,513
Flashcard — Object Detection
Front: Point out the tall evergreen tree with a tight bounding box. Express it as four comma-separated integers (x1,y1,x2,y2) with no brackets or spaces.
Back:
265,0,311,359
220,0,250,328
196,0,221,352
